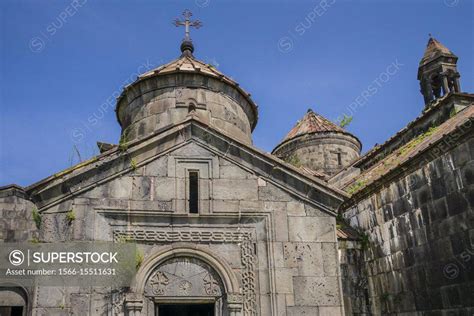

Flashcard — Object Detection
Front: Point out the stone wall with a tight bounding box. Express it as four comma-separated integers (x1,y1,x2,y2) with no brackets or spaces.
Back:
339,238,370,315
29,135,344,315
0,185,38,243
342,134,474,314
116,73,255,144
274,132,361,176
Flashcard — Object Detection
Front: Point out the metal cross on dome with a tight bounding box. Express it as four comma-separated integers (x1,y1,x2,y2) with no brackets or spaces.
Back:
173,9,203,41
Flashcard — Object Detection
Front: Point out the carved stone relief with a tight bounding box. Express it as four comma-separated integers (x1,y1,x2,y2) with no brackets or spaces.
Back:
114,230,257,315
144,257,223,298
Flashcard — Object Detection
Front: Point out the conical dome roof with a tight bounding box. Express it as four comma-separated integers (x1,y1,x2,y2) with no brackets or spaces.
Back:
272,108,361,177
115,48,259,143
277,109,352,146
419,37,457,67
139,55,236,87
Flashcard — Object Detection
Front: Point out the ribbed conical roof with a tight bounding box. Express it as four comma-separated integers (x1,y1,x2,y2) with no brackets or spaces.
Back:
419,37,456,66
139,55,234,84
279,109,346,144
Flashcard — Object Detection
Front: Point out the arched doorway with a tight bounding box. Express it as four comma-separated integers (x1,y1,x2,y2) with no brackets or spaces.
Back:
128,246,243,316
0,286,28,316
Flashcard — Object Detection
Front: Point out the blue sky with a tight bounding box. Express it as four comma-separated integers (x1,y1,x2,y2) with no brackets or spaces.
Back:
0,0,473,186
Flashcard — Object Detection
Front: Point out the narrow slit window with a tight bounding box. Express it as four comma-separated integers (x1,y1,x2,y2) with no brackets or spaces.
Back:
189,171,199,214
337,153,342,166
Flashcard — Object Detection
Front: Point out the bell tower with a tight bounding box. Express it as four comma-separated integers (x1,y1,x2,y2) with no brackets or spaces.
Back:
417,36,461,106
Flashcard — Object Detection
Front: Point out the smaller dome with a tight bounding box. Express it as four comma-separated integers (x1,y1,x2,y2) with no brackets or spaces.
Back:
273,108,361,177
278,109,350,144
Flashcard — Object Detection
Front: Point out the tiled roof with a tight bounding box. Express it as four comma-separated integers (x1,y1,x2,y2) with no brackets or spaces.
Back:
279,109,346,144
342,105,474,195
299,166,328,180
331,93,474,180
420,37,456,66
337,225,361,241
139,55,233,84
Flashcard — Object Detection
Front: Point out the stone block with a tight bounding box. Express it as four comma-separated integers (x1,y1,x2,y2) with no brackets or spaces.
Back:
219,164,248,179
273,210,289,242
107,177,133,199
258,183,292,202
318,306,343,315
294,276,341,306
273,242,285,267
305,204,330,217
239,200,262,212
275,268,296,293
322,243,339,276
257,242,269,269
288,217,335,242
258,268,270,294
259,294,272,316
143,156,168,177
286,294,295,307
154,177,175,201
213,179,258,200
212,199,239,213
287,201,306,216
35,287,65,308
283,242,324,276
264,201,287,212
131,176,151,200
70,293,90,316
171,142,215,157
287,306,320,316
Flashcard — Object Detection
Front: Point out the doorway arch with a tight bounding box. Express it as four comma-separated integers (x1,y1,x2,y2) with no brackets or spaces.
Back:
0,285,29,316
129,245,243,316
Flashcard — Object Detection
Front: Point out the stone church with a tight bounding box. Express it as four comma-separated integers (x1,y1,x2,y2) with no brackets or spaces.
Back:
1,11,473,316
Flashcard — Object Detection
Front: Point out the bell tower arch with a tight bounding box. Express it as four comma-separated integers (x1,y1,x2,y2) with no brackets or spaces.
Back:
418,36,462,106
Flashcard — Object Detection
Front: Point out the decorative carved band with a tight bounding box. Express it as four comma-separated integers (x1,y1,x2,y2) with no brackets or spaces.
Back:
113,229,257,316
113,230,252,243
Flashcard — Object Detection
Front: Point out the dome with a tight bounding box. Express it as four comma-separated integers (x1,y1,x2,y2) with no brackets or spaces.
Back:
115,47,258,144
278,109,351,143
273,109,361,177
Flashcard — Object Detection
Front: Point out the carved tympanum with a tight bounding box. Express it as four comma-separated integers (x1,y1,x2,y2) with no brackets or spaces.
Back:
144,257,223,298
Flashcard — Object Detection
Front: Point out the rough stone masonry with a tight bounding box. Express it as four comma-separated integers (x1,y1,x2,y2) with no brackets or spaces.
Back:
0,30,473,316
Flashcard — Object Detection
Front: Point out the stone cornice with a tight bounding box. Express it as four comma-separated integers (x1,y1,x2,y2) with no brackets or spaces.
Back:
341,110,474,209
26,116,346,215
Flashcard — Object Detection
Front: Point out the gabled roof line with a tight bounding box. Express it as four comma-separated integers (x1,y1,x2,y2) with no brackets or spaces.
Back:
330,93,474,180
27,116,346,213
341,105,474,206
190,140,342,215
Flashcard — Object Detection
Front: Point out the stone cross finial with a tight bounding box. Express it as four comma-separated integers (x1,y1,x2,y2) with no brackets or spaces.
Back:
173,9,202,41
